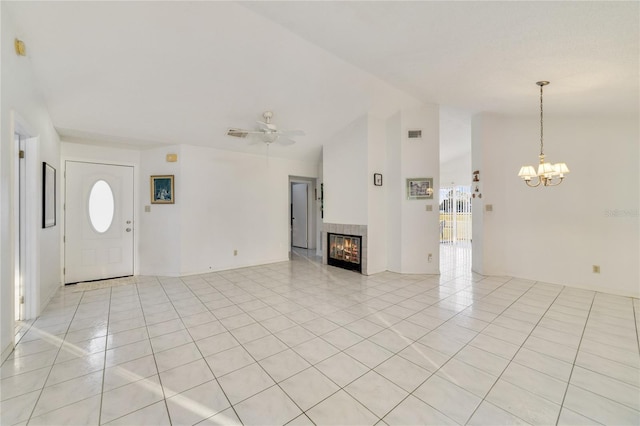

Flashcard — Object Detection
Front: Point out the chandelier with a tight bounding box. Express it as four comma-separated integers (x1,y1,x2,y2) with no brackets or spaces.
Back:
518,81,569,187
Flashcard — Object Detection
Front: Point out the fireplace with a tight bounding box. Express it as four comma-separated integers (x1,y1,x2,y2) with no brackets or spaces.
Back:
327,233,362,273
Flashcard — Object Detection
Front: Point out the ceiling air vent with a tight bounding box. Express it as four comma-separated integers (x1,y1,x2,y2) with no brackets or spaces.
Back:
226,128,249,138
408,129,422,139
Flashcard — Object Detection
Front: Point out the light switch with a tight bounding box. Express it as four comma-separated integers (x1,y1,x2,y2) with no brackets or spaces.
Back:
486,204,493,212
425,205,433,211
145,205,151,212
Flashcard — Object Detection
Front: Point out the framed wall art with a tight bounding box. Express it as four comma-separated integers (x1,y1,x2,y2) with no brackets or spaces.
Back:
406,177,433,200
150,175,175,204
42,162,56,228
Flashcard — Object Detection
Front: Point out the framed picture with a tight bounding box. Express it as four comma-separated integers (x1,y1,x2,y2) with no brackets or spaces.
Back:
406,177,434,200
374,173,383,186
42,162,56,228
151,175,175,204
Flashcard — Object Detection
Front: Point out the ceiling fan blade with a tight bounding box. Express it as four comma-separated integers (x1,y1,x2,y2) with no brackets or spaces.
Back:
279,129,305,137
227,128,269,138
276,137,296,146
256,121,277,131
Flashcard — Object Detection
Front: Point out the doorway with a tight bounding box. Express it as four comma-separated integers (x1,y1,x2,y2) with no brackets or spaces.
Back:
65,161,134,283
291,182,309,249
14,133,25,321
439,185,472,276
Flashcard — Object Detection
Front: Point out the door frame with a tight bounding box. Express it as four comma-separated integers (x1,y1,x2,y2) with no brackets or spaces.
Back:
11,112,40,322
288,176,317,256
291,182,309,249
62,158,139,282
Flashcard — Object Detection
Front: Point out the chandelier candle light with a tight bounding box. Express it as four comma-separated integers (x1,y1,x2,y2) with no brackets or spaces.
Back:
518,81,569,187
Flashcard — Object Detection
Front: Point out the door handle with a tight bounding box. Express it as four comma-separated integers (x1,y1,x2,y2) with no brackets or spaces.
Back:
126,228,132,232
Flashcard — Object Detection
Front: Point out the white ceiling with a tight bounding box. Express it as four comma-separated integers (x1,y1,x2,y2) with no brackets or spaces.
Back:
6,1,638,162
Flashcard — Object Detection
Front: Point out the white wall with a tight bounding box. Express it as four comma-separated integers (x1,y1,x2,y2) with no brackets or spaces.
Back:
440,107,472,186
386,112,403,272
323,116,369,225
473,113,639,297
138,144,318,276
386,106,441,274
397,105,441,274
1,6,61,361
138,145,183,276
366,116,387,274
441,154,471,187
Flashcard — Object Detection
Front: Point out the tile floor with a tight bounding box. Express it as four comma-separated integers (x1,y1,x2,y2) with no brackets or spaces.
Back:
1,247,639,425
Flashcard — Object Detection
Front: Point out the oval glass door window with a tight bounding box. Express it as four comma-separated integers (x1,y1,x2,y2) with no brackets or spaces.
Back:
89,180,115,233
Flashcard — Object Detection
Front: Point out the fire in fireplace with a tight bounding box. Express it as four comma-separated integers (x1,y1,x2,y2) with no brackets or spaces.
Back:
327,233,362,273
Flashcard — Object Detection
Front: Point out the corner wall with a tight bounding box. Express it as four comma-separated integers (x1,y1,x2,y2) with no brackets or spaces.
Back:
387,105,441,274
473,113,639,297
1,5,61,361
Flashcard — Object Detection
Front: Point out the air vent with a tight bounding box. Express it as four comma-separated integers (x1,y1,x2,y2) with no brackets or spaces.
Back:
226,128,249,138
408,129,422,139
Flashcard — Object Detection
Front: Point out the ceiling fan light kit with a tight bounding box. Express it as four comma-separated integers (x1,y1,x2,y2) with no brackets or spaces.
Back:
226,111,305,146
518,81,569,187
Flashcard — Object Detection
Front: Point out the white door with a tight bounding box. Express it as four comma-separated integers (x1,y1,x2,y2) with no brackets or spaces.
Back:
291,183,308,248
65,161,134,283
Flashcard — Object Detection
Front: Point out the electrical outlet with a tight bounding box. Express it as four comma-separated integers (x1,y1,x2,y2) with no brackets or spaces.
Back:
428,253,433,263
233,250,238,256
593,265,600,274
425,205,433,212
144,205,151,212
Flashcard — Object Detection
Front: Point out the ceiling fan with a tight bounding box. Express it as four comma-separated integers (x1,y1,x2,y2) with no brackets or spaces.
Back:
226,111,305,146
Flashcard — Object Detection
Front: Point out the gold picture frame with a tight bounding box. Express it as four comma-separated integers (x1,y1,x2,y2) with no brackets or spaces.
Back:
150,175,175,204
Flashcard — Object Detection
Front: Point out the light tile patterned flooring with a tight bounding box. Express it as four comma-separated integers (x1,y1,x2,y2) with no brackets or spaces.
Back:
1,247,639,425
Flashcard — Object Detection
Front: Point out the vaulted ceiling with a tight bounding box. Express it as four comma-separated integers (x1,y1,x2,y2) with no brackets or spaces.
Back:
5,1,638,162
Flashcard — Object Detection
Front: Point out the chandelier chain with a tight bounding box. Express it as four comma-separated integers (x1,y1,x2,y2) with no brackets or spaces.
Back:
540,83,544,156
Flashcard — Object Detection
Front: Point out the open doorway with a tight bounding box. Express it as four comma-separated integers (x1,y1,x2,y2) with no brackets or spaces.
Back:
439,185,472,276
291,182,308,249
12,121,39,322
439,106,473,277
14,133,26,321
289,176,318,259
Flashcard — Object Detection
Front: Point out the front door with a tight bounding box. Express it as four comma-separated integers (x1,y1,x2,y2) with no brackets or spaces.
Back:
65,161,134,284
291,182,308,248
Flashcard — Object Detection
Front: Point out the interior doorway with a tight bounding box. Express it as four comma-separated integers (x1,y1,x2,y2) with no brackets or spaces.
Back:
439,185,472,276
288,176,318,257
291,182,309,248
14,133,26,321
12,122,39,322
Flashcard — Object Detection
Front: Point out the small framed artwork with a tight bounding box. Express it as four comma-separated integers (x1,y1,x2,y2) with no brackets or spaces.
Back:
373,173,383,186
42,162,56,228
406,177,434,200
151,175,175,204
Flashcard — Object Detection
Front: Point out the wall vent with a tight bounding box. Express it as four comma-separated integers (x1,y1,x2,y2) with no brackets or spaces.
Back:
408,129,422,139
226,128,249,138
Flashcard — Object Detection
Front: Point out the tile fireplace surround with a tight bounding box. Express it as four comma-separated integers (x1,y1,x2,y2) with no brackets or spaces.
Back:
322,223,368,274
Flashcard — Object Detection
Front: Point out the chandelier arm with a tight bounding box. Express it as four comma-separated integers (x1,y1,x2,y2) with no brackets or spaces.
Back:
546,177,564,187
525,178,541,188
